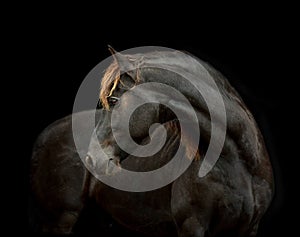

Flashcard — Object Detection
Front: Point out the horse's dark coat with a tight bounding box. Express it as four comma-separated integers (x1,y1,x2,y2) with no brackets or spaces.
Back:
30,49,274,237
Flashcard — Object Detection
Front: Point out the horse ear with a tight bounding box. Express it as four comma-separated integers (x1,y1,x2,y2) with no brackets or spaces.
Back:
108,45,118,58
108,45,116,53
107,45,137,79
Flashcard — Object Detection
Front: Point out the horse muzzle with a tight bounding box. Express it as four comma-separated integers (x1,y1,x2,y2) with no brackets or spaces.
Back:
85,154,121,176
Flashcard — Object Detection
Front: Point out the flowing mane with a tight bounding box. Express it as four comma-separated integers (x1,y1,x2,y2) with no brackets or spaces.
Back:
100,53,141,110
100,60,121,110
100,50,242,110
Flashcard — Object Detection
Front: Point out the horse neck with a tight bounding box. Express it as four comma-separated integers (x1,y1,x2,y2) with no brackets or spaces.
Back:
140,66,270,172
121,120,181,172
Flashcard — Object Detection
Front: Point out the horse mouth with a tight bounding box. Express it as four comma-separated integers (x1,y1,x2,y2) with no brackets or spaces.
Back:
105,158,122,175
85,155,121,175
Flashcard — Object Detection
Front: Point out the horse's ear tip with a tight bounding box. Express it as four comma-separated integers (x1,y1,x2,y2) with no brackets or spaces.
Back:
108,45,117,55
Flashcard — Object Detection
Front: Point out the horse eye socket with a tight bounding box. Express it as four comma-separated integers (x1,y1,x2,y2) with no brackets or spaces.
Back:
108,96,119,106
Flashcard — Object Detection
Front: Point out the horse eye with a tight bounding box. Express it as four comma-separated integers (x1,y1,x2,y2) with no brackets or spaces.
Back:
108,96,119,106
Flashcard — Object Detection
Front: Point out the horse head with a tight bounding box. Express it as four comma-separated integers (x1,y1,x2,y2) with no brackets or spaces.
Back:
85,47,207,178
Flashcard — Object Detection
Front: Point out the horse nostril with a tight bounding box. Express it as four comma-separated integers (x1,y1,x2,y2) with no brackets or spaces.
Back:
85,155,94,167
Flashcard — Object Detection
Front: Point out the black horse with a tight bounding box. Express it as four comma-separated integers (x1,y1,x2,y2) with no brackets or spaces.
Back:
30,48,274,237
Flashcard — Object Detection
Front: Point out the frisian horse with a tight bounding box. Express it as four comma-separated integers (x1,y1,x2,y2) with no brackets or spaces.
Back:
30,47,274,236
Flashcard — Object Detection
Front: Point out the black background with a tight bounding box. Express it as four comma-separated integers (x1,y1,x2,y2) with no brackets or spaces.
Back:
22,6,296,236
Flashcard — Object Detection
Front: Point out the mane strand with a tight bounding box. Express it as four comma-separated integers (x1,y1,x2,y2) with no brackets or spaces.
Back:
100,60,120,110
